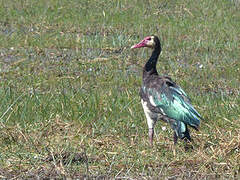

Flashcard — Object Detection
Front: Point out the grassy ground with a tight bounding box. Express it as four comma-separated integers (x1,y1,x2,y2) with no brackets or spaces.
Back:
0,0,239,179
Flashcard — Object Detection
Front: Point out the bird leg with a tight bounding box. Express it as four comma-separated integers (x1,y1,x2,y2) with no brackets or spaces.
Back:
173,131,178,145
149,128,154,146
172,132,178,156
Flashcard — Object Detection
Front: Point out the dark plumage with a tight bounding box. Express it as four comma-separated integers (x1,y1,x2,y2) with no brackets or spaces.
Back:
131,35,202,146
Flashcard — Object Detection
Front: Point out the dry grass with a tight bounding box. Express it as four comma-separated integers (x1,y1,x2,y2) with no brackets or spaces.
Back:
1,114,239,179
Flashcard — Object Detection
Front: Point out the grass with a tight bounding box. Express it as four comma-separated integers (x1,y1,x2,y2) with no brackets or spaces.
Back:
0,0,239,178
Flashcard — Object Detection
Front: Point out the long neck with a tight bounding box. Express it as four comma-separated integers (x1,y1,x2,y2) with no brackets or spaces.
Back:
144,45,161,75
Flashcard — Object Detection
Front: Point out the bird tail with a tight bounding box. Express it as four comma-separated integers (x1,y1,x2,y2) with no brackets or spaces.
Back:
166,117,194,142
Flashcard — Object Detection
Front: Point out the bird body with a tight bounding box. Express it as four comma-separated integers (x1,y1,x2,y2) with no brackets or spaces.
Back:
131,35,202,145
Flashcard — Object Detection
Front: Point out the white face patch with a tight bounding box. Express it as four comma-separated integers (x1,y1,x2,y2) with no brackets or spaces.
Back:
146,36,155,48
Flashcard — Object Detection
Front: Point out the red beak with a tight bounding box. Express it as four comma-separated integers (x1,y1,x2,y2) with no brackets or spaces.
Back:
131,39,146,49
131,36,151,49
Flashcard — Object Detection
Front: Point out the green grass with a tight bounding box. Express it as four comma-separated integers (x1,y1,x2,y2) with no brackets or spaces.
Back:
0,0,239,178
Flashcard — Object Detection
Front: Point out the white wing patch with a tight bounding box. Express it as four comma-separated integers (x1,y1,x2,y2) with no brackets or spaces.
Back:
159,107,166,116
149,96,156,107
148,96,166,116
141,99,155,129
